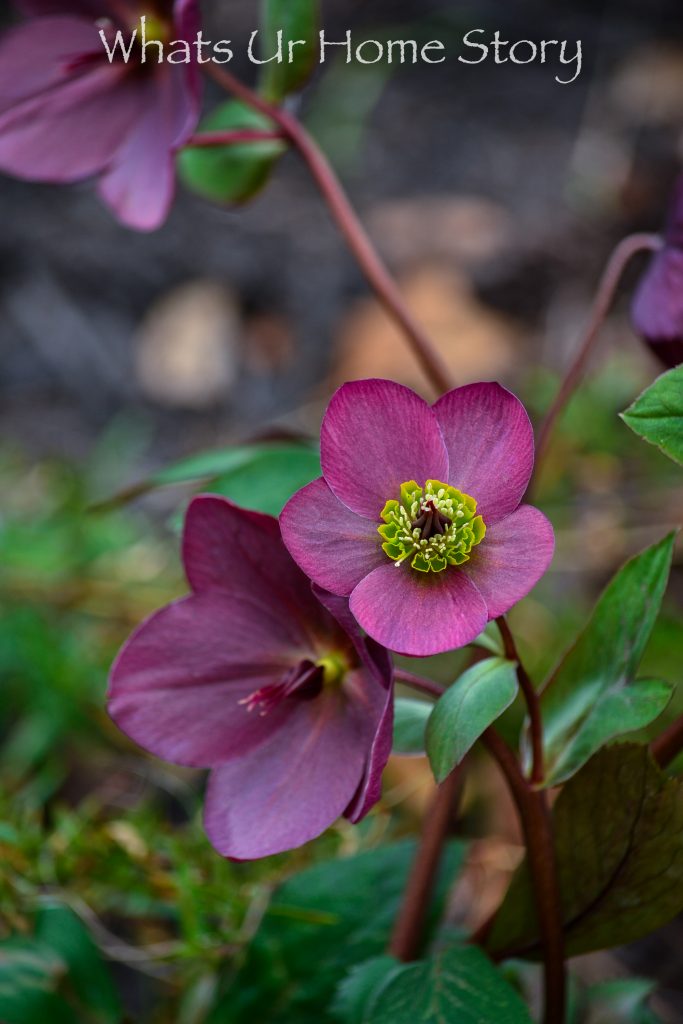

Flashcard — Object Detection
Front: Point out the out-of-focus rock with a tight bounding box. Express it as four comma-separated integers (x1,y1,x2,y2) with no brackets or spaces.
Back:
333,264,519,393
135,281,240,409
367,195,512,269
610,47,683,125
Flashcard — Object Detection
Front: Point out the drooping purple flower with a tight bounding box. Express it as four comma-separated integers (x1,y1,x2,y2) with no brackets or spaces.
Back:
280,379,554,658
0,1,201,230
632,176,683,368
108,496,393,860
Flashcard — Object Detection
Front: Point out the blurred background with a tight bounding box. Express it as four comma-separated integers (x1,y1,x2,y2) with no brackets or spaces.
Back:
1,0,683,1020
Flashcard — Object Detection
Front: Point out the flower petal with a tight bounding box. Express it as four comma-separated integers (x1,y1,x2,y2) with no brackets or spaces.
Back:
280,478,385,596
183,495,330,651
433,383,534,525
17,1,104,15
632,247,683,369
321,379,448,519
0,17,104,114
108,593,300,768
350,564,488,657
344,673,394,822
462,504,554,619
0,60,139,182
203,690,370,859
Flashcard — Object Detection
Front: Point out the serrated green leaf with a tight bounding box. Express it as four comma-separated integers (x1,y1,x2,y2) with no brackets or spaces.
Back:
260,0,320,101
620,365,683,466
392,698,433,756
207,841,467,1024
426,658,518,782
488,745,683,958
331,956,401,1024
538,534,676,785
365,945,532,1024
35,904,122,1023
178,100,285,205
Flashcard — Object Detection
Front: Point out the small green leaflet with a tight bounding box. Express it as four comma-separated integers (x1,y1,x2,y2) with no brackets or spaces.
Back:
260,0,320,101
392,697,433,756
426,658,519,782
620,364,683,466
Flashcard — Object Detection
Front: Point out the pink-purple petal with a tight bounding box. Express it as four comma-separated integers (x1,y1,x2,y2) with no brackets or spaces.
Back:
0,17,104,113
0,61,139,181
108,594,299,767
350,563,488,657
434,382,534,525
280,478,385,596
183,495,328,649
203,691,369,859
344,673,394,823
462,504,555,619
632,247,683,369
321,379,448,519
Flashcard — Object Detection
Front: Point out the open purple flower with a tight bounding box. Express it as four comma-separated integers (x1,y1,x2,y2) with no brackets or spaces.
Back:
108,496,393,860
0,1,201,230
281,379,554,658
632,176,683,368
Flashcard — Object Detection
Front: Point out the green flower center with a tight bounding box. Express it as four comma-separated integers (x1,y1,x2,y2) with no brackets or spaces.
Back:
378,479,486,574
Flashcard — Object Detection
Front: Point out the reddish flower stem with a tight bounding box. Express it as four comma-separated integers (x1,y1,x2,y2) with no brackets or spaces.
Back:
202,64,454,396
533,232,663,483
389,764,466,961
496,617,545,785
187,129,285,147
651,715,683,769
394,668,446,700
482,729,566,1024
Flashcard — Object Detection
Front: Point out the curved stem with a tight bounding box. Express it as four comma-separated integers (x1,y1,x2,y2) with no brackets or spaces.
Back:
496,617,544,785
482,729,566,1024
202,64,454,396
651,715,683,769
394,668,445,700
389,765,466,961
533,232,663,482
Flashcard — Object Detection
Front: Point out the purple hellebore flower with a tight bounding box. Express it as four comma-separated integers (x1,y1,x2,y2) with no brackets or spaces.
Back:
0,1,201,230
632,176,683,368
108,495,393,860
280,379,555,658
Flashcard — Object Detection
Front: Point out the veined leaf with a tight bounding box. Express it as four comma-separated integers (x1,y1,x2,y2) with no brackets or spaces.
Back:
620,365,683,466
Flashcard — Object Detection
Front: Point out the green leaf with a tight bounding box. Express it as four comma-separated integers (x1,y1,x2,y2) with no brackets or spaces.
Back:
35,904,122,1023
94,442,320,513
586,978,663,1023
260,0,320,101
538,534,676,785
621,365,683,466
207,841,466,1024
488,745,683,958
210,446,322,516
392,698,433,756
426,658,519,782
365,945,532,1024
178,100,285,205
0,940,74,1024
331,957,401,1024
471,622,505,657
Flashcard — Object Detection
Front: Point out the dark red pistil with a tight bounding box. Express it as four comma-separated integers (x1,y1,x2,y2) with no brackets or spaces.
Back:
240,659,324,716
411,499,451,540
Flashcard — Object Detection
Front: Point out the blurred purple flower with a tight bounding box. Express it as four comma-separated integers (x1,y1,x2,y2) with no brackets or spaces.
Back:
108,496,393,860
281,379,554,658
0,1,201,230
632,176,683,368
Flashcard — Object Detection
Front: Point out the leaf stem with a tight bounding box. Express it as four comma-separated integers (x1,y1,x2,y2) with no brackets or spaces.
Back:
202,64,454,396
394,668,446,700
187,129,286,147
496,617,545,785
533,232,663,482
389,765,466,961
482,729,566,1024
651,715,683,769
